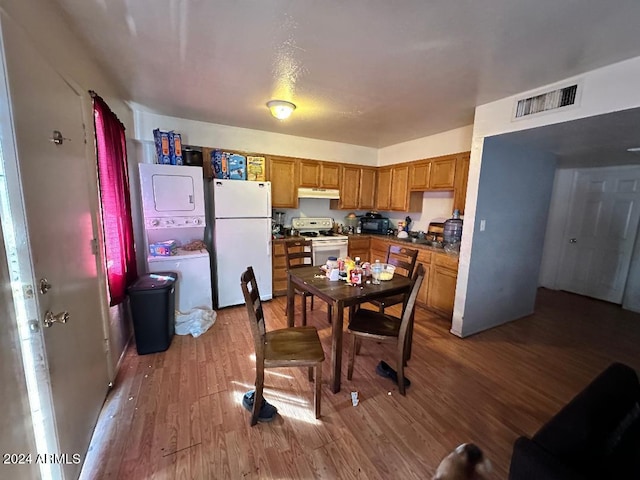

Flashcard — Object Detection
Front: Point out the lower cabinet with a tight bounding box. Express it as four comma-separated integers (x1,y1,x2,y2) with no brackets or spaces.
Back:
426,255,458,318
275,235,459,318
369,237,389,264
367,236,458,318
348,236,370,261
416,249,432,307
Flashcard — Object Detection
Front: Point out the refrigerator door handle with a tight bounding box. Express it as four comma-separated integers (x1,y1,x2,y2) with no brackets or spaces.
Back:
267,223,272,257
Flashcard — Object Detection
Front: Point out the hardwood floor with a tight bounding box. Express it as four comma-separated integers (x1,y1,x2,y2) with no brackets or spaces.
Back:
80,289,640,479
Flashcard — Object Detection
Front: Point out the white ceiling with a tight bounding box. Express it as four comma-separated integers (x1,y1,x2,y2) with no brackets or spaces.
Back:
52,0,640,149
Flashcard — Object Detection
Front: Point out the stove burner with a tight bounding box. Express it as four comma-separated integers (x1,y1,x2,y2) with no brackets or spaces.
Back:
300,232,318,237
319,230,335,236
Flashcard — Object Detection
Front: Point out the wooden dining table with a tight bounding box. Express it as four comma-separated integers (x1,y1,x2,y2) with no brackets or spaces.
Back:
287,266,412,393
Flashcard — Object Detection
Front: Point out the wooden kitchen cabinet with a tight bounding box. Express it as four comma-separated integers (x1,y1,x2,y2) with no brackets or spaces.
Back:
375,167,392,211
369,237,389,263
376,164,421,212
299,160,321,187
335,165,360,210
332,165,377,210
429,156,456,189
390,164,410,210
410,160,431,190
272,241,289,296
427,254,459,318
453,152,470,214
321,162,340,189
348,236,370,260
359,167,376,209
268,156,298,208
415,249,432,307
299,159,340,189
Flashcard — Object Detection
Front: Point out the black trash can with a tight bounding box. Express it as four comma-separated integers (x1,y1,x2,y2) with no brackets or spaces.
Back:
127,272,177,355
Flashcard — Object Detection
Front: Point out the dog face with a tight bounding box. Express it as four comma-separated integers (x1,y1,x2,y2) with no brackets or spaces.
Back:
432,443,491,480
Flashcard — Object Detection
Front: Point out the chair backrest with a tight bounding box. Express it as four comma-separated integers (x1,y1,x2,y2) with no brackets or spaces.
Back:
240,266,266,358
386,245,418,278
285,239,314,270
397,263,425,343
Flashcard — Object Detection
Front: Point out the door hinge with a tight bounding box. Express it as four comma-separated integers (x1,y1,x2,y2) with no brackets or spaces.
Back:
91,238,99,255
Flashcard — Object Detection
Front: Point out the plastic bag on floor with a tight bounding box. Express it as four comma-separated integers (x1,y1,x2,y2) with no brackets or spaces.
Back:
175,307,217,338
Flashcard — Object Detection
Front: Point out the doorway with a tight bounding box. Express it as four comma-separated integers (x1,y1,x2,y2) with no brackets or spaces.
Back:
0,15,110,479
555,166,640,303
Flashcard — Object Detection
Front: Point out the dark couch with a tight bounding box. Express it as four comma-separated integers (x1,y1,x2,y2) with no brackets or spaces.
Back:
509,362,640,480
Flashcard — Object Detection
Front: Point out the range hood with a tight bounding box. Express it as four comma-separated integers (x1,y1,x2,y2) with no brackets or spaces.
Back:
297,187,340,199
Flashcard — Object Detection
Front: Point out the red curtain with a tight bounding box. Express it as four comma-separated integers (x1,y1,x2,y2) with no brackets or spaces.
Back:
92,93,137,306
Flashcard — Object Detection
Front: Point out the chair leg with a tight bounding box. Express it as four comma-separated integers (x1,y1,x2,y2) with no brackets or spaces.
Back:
311,295,315,310
308,365,313,382
355,337,362,355
379,304,385,313
314,362,322,419
327,305,332,325
397,346,406,396
301,295,307,327
405,311,415,363
251,368,265,426
347,334,356,380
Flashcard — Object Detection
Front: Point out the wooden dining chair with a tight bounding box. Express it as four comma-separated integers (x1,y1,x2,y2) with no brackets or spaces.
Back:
284,239,332,325
346,263,425,395
240,266,325,425
368,244,419,313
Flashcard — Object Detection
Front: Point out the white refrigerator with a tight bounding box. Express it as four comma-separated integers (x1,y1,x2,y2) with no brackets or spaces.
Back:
211,180,272,308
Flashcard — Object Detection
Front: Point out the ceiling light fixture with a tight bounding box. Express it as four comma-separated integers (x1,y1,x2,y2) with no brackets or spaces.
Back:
627,147,640,152
267,100,296,120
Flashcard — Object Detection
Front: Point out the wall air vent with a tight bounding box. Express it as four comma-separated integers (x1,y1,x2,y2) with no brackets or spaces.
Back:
514,83,579,119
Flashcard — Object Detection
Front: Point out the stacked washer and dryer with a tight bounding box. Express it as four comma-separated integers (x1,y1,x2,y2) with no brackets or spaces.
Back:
138,163,213,313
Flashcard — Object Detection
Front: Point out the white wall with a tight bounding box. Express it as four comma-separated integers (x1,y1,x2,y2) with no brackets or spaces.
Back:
455,55,640,336
132,108,378,166
453,139,556,337
132,110,471,232
378,125,473,165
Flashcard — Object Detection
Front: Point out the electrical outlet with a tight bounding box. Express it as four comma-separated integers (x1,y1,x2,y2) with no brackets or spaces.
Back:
480,219,486,231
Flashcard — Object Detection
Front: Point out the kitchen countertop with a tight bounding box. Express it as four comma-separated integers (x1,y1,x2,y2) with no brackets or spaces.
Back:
347,233,460,257
273,233,459,259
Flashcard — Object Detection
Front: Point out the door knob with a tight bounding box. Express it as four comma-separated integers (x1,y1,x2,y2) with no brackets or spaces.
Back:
43,310,70,328
569,238,577,244
39,278,52,294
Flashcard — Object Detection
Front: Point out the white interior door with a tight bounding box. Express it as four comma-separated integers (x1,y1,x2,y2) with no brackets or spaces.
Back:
557,167,640,303
3,19,109,479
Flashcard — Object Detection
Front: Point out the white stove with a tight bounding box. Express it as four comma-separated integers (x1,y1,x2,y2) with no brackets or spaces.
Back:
291,217,348,265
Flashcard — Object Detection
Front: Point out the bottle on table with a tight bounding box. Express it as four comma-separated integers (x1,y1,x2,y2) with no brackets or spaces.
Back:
350,257,363,285
372,259,382,285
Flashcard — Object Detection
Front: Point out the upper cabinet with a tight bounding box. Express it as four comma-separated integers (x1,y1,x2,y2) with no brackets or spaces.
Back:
375,164,422,212
321,162,340,189
375,167,392,211
358,167,376,210
268,156,298,208
429,156,456,189
409,161,431,190
453,152,470,214
331,165,377,210
390,164,410,210
410,154,456,191
299,159,340,189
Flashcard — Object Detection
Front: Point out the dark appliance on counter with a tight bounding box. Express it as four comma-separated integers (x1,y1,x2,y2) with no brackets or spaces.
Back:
359,216,390,235
182,146,204,166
